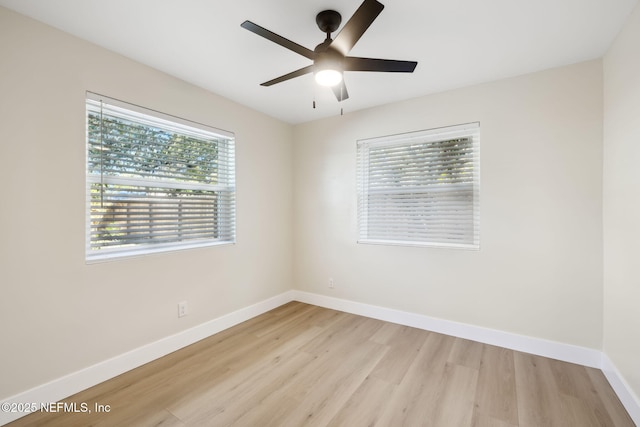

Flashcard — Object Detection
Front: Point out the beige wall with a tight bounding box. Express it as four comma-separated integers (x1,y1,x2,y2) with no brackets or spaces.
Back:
0,7,293,398
603,2,640,401
293,60,604,349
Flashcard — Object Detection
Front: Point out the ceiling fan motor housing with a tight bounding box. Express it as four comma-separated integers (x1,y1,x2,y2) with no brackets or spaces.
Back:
316,10,342,35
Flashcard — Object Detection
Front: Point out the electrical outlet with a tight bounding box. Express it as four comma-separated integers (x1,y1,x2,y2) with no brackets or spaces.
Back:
329,278,335,288
178,301,188,318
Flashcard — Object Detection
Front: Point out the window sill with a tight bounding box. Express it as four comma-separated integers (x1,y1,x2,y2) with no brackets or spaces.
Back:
357,239,479,251
85,240,235,264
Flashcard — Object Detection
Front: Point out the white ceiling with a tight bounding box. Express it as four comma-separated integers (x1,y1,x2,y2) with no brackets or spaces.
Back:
0,0,637,124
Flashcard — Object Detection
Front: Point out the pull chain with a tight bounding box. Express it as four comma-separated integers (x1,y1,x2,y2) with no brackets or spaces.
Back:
313,82,317,109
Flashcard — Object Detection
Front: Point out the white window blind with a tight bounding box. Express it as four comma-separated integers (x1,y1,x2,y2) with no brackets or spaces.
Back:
86,92,236,261
357,122,480,249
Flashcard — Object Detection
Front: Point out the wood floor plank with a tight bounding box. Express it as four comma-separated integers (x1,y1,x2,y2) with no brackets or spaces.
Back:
376,332,455,426
299,314,384,357
277,340,388,427
167,327,322,424
448,337,484,370
215,317,387,427
558,393,606,427
585,368,636,427
252,302,327,338
369,325,429,384
514,352,566,427
96,405,185,427
430,362,479,427
369,322,402,345
116,312,321,414
6,302,635,427
548,358,619,426
471,414,518,427
473,344,519,425
326,376,396,427
176,351,315,426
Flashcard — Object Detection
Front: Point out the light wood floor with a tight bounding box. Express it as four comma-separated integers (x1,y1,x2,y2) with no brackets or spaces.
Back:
8,302,634,426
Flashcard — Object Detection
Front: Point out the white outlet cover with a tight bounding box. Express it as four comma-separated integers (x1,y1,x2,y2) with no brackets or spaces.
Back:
178,301,188,317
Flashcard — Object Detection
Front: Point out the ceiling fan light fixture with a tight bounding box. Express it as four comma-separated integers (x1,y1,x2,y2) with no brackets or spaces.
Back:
315,69,343,87
314,51,344,87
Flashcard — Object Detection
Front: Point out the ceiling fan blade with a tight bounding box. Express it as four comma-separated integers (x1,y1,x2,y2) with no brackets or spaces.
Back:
344,57,417,72
260,65,314,86
330,0,384,56
332,81,349,102
241,21,316,60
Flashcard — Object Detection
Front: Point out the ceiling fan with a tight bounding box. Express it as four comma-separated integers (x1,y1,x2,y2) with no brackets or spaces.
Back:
241,0,418,102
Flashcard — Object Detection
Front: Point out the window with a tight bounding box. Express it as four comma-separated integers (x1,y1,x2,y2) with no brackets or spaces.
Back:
86,92,235,261
357,122,480,249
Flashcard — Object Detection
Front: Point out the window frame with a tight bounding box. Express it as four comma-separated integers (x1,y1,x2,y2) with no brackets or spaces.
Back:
85,92,236,262
356,122,480,250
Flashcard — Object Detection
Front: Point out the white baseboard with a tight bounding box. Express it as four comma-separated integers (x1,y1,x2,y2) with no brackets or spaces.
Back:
291,290,602,368
0,290,295,426
601,354,640,425
3,289,639,426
